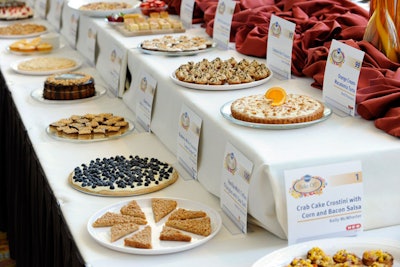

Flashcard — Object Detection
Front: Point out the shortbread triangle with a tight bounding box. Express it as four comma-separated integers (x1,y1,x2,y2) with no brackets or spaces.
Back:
165,216,211,236
110,222,139,242
159,225,191,242
151,198,177,222
124,225,152,249
92,212,147,227
120,200,146,219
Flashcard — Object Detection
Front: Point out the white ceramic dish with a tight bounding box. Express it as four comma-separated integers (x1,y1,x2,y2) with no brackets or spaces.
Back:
31,85,106,104
46,118,134,143
68,0,140,17
252,237,400,267
0,29,47,39
87,197,222,254
11,57,82,75
170,71,273,91
220,100,332,129
6,43,65,55
138,42,216,57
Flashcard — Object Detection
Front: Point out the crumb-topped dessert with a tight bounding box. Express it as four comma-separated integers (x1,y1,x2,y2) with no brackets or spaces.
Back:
0,22,46,36
174,57,271,85
230,87,324,124
43,72,95,100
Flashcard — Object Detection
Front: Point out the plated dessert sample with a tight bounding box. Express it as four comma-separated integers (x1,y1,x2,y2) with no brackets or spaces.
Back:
0,1,33,20
8,37,53,53
16,56,78,72
117,12,184,36
91,198,212,248
48,113,131,141
230,87,325,124
0,22,46,36
79,1,132,11
43,72,96,100
174,57,271,86
140,35,213,52
69,155,178,196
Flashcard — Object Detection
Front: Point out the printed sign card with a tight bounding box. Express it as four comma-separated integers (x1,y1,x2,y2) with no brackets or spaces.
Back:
177,104,202,180
180,0,195,29
323,39,365,116
266,14,295,80
220,142,253,233
285,161,363,245
35,0,48,18
134,71,157,132
47,0,64,31
213,0,235,50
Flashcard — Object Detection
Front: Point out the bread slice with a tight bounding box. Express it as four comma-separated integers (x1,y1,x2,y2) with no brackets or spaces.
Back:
159,225,192,242
166,216,211,236
120,200,146,219
110,222,139,242
124,225,152,249
168,208,207,220
92,212,147,227
151,198,177,222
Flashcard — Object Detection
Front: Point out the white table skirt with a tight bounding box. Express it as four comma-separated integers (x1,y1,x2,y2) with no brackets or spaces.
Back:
1,8,400,266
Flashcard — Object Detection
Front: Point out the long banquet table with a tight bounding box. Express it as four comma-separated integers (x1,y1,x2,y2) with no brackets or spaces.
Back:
1,2,400,267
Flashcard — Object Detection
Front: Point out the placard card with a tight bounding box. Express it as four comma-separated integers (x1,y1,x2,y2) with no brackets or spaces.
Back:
213,0,235,50
47,0,64,31
107,46,125,97
86,26,97,65
266,14,295,80
285,161,363,245
220,142,253,233
35,0,48,19
180,0,195,29
135,71,157,132
177,104,202,180
68,13,79,48
323,39,365,116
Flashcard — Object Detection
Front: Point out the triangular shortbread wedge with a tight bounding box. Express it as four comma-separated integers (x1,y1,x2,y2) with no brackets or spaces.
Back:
110,222,139,242
168,208,207,220
151,198,177,222
124,225,152,249
92,212,147,227
159,225,192,242
120,200,146,219
165,216,211,236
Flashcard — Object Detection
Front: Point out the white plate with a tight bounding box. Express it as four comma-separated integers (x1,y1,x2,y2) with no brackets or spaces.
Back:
11,57,82,75
87,197,222,254
68,0,140,17
138,42,216,57
46,118,135,143
31,85,106,104
170,71,273,91
6,43,65,55
252,237,400,267
220,100,332,129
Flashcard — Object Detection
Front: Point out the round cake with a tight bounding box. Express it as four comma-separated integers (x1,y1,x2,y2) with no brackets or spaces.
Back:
43,72,95,100
0,1,33,20
230,93,324,124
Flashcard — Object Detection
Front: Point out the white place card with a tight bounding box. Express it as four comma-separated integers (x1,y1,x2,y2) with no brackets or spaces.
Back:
266,14,295,80
285,161,363,245
134,71,157,132
177,104,202,180
212,0,235,50
86,26,97,65
323,39,365,116
180,0,195,29
35,0,48,19
220,142,253,233
47,0,64,31
104,46,125,97
60,6,79,48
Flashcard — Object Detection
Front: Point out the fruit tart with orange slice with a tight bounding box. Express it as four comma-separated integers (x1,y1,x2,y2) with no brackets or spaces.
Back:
230,87,324,124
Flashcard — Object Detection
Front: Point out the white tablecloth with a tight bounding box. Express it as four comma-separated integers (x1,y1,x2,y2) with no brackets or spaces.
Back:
1,6,400,266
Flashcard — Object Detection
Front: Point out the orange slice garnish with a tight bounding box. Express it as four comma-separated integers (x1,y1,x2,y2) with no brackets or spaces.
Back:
265,87,287,106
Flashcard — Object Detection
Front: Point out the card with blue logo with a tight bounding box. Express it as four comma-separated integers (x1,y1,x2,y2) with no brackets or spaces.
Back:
285,161,363,245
